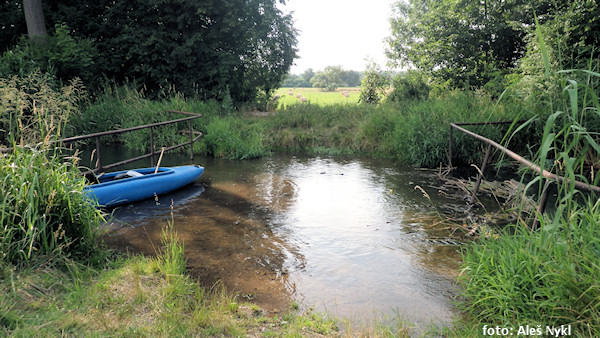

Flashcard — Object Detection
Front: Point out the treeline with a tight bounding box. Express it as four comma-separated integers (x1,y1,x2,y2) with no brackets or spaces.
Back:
281,67,362,89
0,0,297,105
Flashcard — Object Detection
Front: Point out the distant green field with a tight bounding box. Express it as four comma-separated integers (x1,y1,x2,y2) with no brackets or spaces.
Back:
275,87,360,107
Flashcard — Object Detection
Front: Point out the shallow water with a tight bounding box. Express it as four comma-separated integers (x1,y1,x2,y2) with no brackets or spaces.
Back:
96,150,466,329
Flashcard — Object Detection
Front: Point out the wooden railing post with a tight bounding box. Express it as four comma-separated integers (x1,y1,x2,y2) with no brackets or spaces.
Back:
469,144,492,204
448,125,453,168
188,120,194,163
95,136,102,172
150,126,155,167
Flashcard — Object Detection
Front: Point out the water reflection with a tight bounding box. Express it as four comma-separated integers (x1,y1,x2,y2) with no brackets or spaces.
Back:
99,151,464,328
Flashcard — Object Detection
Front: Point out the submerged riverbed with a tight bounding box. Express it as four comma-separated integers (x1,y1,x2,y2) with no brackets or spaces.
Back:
94,150,469,330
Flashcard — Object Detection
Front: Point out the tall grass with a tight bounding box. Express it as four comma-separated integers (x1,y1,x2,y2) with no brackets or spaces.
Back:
200,117,267,159
266,91,527,166
0,147,103,265
460,202,600,335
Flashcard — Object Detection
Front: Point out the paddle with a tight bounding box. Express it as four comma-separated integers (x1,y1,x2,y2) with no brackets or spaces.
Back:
154,147,165,174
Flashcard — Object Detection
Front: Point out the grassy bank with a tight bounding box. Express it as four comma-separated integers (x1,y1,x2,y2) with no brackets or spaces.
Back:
0,223,349,337
73,86,537,168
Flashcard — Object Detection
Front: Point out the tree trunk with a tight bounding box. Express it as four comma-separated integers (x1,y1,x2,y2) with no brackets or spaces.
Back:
23,0,47,40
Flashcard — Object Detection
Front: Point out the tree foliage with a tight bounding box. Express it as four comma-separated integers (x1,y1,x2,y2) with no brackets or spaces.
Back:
386,0,567,88
387,70,430,102
311,66,345,91
1,0,298,104
281,68,315,87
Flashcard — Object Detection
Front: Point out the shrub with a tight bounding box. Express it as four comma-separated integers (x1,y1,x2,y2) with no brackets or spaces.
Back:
0,24,97,86
358,61,390,104
387,70,430,102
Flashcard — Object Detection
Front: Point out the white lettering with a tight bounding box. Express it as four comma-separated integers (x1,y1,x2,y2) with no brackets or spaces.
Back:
517,325,543,335
546,325,572,337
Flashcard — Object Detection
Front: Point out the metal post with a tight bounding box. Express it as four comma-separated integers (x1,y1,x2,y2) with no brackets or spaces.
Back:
531,180,552,231
95,136,102,172
470,144,492,204
448,125,453,169
150,126,155,167
188,120,194,163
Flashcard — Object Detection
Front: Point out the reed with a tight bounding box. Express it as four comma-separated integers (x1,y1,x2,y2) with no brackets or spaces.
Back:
0,70,85,147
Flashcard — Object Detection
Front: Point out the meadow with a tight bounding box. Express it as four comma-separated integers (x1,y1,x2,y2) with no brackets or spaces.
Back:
275,87,360,107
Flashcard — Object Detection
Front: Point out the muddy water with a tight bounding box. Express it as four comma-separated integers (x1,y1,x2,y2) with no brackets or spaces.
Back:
99,151,464,328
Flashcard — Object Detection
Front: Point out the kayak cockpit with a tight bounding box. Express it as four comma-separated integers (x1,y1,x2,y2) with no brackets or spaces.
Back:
89,168,175,186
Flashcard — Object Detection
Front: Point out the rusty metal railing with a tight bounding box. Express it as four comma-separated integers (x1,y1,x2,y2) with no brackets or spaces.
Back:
449,121,600,229
58,110,202,173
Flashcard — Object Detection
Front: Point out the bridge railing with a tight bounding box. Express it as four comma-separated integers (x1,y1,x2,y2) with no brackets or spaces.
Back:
0,110,204,174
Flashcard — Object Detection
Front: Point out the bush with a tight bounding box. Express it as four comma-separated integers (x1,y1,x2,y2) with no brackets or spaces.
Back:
387,70,430,102
0,24,97,86
358,61,390,104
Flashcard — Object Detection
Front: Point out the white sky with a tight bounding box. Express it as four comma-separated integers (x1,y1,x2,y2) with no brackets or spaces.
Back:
280,0,398,74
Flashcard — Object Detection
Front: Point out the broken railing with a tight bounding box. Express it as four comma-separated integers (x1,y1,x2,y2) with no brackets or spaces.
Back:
448,121,600,229
57,110,203,173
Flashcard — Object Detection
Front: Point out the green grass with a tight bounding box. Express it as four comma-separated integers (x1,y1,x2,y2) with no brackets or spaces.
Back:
265,90,528,167
456,200,600,336
275,87,360,107
73,83,539,167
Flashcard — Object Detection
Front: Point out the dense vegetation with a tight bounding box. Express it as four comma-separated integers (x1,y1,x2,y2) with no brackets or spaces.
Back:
0,0,297,104
387,0,600,89
456,66,600,336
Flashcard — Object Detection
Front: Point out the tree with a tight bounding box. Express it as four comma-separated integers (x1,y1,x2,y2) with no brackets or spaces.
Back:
359,61,389,104
386,0,565,88
340,70,362,87
23,0,47,40
311,66,345,91
301,68,315,87
2,0,298,104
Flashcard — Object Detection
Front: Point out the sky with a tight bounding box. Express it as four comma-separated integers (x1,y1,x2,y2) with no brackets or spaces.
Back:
279,0,398,74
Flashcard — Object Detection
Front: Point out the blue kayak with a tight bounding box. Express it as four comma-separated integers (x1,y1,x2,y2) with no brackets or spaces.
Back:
84,165,204,207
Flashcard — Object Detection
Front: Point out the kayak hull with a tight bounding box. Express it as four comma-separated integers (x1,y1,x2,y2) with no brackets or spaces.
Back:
84,165,204,207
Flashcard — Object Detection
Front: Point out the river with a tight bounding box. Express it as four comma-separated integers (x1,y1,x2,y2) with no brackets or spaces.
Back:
86,148,466,331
